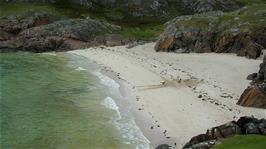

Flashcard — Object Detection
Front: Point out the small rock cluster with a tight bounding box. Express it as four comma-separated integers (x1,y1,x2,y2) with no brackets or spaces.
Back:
155,117,266,149
182,117,266,149
238,55,266,108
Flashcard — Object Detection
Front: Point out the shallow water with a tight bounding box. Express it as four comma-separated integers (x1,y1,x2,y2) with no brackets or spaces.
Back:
0,52,148,149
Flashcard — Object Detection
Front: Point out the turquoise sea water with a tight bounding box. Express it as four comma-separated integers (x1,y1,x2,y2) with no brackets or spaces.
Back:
0,52,148,149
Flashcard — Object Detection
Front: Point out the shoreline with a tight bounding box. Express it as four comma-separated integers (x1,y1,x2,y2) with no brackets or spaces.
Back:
97,67,151,149
100,66,169,148
69,43,266,148
69,51,163,148
69,53,151,149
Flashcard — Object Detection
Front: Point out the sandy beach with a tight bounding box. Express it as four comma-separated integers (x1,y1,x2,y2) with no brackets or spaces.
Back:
69,43,266,149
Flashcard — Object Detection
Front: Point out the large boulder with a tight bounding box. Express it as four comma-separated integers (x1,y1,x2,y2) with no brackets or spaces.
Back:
236,116,266,135
237,86,266,108
214,33,263,59
154,36,175,52
206,122,242,139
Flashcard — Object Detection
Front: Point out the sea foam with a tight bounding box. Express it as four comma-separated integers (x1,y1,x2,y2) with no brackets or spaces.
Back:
76,67,86,71
102,96,122,120
96,71,150,149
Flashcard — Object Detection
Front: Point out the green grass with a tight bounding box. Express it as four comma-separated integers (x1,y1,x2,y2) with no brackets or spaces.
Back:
217,4,266,32
0,3,100,19
234,0,266,5
119,25,164,41
176,17,213,31
173,4,266,33
211,135,266,149
0,3,59,17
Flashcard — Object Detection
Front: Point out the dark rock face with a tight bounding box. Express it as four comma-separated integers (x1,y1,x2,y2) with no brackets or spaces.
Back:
155,5,266,59
215,33,263,59
182,117,266,149
238,56,266,108
0,12,124,52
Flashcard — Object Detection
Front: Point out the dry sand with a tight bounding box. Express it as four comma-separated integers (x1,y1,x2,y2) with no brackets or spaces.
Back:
69,43,266,149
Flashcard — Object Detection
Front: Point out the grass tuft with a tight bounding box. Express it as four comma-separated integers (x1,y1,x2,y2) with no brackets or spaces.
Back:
211,135,266,149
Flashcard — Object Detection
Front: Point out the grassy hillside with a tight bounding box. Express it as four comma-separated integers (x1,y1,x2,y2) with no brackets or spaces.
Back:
172,4,266,33
0,1,265,41
0,3,96,19
211,135,266,149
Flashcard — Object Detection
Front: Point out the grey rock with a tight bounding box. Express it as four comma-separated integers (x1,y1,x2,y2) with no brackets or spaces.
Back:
156,144,170,149
0,11,60,33
258,120,266,135
247,73,257,80
0,13,121,52
183,117,266,149
244,123,260,134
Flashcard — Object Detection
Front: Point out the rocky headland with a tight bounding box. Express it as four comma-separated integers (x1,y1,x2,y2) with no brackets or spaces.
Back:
0,12,127,52
2,0,265,54
155,5,266,59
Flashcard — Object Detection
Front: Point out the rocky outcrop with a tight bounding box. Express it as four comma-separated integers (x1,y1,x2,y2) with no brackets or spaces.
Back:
181,117,266,149
0,30,14,41
0,12,60,34
0,12,126,52
155,5,266,59
237,56,266,108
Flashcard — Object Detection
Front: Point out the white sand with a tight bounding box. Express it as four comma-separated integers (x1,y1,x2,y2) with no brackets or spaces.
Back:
69,43,266,149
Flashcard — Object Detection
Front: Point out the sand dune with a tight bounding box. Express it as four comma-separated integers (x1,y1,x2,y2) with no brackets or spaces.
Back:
69,43,266,149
